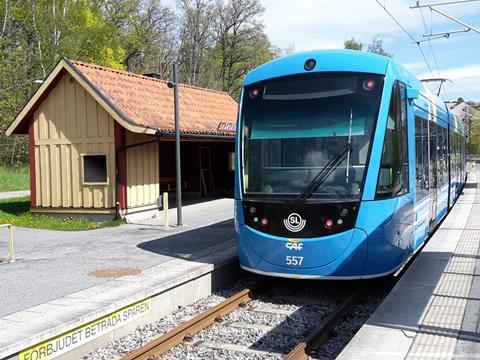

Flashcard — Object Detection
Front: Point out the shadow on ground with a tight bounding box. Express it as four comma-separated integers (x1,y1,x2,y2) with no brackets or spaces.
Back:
137,219,235,261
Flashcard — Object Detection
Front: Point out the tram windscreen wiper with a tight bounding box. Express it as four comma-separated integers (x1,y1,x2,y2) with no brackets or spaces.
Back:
299,109,354,201
298,143,352,201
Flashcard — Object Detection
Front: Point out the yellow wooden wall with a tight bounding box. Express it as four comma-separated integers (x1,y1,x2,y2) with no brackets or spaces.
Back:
126,132,159,209
33,73,116,209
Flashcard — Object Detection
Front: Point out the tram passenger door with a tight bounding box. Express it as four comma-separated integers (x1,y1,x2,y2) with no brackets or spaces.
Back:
428,120,437,226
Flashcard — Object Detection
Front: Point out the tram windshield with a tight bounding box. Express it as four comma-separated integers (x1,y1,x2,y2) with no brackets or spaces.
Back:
241,72,384,200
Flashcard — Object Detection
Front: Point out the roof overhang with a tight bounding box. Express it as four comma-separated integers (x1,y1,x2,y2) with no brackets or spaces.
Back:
5,58,157,136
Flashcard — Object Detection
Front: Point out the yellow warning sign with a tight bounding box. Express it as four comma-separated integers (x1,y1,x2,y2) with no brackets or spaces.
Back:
19,297,151,360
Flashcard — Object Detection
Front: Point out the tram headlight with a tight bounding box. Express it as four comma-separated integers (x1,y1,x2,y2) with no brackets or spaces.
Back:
363,79,376,91
260,217,269,227
324,218,334,230
249,88,260,98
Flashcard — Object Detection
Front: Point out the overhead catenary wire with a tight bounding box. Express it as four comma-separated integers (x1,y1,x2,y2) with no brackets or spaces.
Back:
375,0,436,80
375,0,465,100
419,2,459,102
420,5,443,96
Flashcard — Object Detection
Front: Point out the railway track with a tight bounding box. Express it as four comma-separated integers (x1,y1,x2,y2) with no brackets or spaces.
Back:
121,281,362,360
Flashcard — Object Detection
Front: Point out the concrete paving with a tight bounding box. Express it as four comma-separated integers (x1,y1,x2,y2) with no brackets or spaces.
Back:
338,168,480,360
0,198,234,317
126,198,234,228
0,190,30,200
0,197,237,359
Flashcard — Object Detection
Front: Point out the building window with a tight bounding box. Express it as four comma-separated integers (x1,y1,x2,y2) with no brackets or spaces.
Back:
82,154,108,184
376,81,409,199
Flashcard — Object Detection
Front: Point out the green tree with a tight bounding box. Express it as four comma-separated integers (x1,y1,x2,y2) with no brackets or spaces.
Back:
212,0,275,97
118,0,176,75
367,35,392,58
344,37,363,50
0,0,278,164
177,0,214,86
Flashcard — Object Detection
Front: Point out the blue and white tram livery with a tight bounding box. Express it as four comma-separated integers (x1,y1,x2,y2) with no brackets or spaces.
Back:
234,49,467,279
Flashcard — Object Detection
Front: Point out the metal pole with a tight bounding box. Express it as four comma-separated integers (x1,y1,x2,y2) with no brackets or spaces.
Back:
430,6,480,33
410,0,479,8
173,63,183,226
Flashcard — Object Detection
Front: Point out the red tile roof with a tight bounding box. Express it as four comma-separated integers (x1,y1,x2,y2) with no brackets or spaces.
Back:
70,60,238,137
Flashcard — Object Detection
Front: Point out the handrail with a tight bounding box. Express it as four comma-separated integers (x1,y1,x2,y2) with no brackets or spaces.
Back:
0,224,15,263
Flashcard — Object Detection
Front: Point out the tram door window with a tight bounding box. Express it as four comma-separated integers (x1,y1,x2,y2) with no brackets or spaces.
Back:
437,125,445,186
449,129,456,186
415,116,428,200
429,120,438,223
415,117,422,201
376,81,409,199
453,132,460,183
442,127,448,186
429,121,437,189
422,119,429,193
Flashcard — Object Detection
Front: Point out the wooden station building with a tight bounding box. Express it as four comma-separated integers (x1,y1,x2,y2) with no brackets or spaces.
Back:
5,58,238,217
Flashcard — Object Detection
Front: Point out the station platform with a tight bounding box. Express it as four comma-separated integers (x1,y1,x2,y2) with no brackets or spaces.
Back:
0,198,237,360
338,168,480,360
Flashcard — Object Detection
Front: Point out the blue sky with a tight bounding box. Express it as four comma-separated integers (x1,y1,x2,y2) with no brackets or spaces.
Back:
260,0,480,101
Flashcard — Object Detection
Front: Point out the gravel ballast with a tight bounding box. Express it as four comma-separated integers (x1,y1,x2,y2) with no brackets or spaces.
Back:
83,276,392,360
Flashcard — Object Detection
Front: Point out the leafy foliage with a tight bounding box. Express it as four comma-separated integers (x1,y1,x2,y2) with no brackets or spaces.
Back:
467,107,480,154
0,196,122,230
344,37,363,51
367,36,392,58
1,0,277,164
344,35,392,58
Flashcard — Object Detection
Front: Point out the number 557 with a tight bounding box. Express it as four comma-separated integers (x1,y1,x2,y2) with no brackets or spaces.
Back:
286,256,303,266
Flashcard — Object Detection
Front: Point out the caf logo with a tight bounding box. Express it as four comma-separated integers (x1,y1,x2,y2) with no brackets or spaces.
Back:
284,213,306,232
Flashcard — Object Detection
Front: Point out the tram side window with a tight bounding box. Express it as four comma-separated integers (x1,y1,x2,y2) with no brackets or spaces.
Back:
376,81,409,199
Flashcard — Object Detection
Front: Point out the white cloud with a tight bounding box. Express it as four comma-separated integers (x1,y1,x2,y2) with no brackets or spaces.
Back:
419,64,480,80
262,0,417,51
443,76,480,101
404,61,428,71
260,0,480,51
261,0,480,52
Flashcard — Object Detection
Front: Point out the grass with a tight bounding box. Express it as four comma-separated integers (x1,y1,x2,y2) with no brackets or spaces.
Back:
0,166,30,192
0,196,122,231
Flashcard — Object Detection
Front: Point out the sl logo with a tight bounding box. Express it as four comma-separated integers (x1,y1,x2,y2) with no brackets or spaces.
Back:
283,213,306,233
286,239,303,251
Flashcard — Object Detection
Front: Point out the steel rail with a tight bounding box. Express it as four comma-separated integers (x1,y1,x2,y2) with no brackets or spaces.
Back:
283,291,361,360
121,287,256,360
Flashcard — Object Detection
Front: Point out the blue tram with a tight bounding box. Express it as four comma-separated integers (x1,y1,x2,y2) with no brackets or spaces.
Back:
235,50,467,279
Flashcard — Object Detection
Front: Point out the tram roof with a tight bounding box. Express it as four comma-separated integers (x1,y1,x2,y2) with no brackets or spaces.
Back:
243,49,391,86
243,49,462,130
